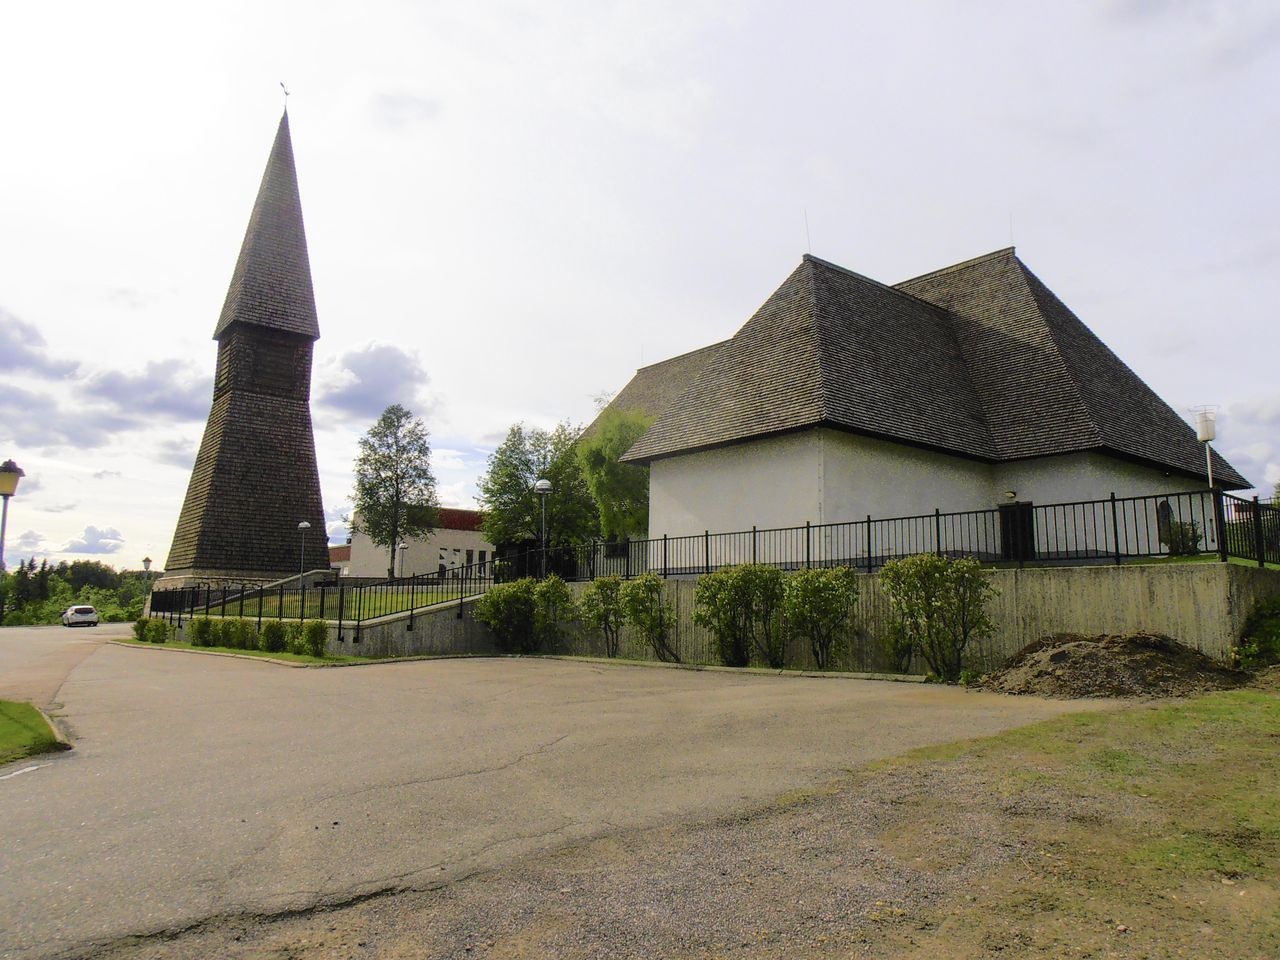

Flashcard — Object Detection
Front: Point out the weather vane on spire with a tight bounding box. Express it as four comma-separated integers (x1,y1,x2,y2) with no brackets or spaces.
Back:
280,81,291,109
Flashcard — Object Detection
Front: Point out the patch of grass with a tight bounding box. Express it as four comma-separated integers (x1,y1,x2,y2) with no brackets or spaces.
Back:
115,636,364,664
865,689,1280,957
0,700,68,766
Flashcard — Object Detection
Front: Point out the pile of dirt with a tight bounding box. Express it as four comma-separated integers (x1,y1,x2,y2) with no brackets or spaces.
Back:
982,632,1249,699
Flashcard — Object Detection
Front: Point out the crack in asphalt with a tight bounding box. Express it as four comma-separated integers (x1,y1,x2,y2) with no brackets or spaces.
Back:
61,822,580,960
313,732,573,804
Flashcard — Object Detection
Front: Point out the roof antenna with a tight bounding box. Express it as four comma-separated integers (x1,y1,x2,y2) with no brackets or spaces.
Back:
280,81,291,111
804,209,812,254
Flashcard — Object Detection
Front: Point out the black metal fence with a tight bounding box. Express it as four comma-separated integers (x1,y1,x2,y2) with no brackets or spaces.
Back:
148,487,1280,636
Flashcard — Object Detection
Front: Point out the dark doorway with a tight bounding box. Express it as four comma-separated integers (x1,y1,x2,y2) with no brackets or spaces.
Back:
999,502,1036,561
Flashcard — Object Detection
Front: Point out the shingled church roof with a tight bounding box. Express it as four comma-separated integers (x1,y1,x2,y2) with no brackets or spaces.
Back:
213,111,320,341
618,249,1248,489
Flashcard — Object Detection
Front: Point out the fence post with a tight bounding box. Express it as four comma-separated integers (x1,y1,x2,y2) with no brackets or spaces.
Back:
934,508,942,558
1110,492,1121,566
704,530,710,574
662,534,669,578
256,588,263,632
1253,495,1266,568
238,586,245,619
299,583,306,622
805,521,812,569
751,525,757,565
319,585,326,621
865,515,873,573
336,585,345,642
625,540,632,580
1213,489,1229,563
278,583,285,621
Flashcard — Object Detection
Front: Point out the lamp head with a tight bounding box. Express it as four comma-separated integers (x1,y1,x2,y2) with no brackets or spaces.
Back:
298,521,312,531
0,459,24,497
534,478,552,494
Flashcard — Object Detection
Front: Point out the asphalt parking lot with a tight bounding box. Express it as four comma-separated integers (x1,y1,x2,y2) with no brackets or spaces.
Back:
0,625,1095,959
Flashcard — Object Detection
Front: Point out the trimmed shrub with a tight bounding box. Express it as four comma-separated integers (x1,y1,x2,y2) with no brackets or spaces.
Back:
1236,595,1280,671
879,554,996,682
782,567,859,671
474,578,538,653
302,620,329,658
260,620,287,653
620,572,679,663
133,619,150,642
693,564,785,668
579,575,625,657
285,621,306,655
220,618,257,650
145,619,170,643
188,617,214,647
534,574,576,651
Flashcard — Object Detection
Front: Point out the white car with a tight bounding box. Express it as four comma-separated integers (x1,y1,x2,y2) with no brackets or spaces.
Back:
61,605,100,627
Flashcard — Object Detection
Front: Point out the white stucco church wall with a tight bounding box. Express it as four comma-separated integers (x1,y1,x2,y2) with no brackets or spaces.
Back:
646,428,1215,561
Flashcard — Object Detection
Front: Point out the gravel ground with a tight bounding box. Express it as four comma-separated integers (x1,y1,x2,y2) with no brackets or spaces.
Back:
93,754,1137,960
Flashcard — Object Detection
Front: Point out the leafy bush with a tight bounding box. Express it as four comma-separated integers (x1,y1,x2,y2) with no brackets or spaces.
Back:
693,564,785,667
534,574,576,652
189,617,214,647
227,618,259,650
145,619,170,643
285,621,306,655
1235,595,1280,671
882,624,916,673
782,567,859,671
302,620,329,658
1162,519,1202,557
133,619,150,641
620,572,679,663
879,554,996,683
474,578,538,653
260,621,287,653
579,575,626,657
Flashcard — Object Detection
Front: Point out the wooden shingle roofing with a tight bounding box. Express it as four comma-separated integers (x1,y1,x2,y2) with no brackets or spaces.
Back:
618,249,1248,488
213,112,320,341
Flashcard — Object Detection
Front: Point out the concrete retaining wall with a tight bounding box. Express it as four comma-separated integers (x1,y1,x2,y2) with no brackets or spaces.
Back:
162,562,1279,671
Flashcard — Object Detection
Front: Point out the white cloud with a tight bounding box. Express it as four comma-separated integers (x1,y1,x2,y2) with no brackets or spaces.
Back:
65,526,125,555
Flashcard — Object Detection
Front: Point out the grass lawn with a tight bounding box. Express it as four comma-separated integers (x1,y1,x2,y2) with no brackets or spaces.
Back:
0,700,68,766
116,636,367,665
851,683,1280,957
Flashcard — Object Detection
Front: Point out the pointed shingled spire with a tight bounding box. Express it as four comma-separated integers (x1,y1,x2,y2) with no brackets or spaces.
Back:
213,111,319,340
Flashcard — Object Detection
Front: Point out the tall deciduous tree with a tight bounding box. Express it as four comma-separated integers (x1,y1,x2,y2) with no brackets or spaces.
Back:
477,422,598,550
576,409,654,541
351,404,439,577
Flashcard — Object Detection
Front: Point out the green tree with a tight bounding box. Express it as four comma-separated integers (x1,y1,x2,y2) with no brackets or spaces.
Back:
477,421,599,550
879,554,996,682
576,409,654,541
351,404,439,578
782,567,860,671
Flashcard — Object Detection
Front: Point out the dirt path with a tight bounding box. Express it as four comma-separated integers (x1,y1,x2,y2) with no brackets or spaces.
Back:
94,687,1280,960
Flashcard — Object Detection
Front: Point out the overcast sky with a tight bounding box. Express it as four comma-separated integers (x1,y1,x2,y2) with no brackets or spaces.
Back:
1,0,1277,569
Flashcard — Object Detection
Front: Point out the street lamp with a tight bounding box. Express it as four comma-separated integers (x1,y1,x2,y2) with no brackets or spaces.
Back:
0,460,25,574
297,521,311,581
534,477,552,579
397,541,408,578
142,556,152,579
1195,407,1217,489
